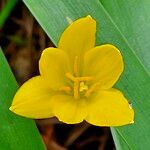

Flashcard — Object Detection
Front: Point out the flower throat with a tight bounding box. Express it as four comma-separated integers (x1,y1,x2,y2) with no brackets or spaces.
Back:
60,56,96,99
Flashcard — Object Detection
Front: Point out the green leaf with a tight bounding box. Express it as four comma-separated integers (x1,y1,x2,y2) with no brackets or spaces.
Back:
0,48,46,150
0,0,18,28
111,128,130,150
99,0,150,74
23,0,150,149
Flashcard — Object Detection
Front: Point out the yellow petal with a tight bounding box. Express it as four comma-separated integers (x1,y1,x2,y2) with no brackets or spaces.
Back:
39,47,71,90
50,94,87,124
58,16,96,71
86,88,134,126
83,44,124,89
10,76,55,119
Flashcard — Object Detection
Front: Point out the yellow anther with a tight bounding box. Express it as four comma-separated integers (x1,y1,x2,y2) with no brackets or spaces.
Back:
85,83,99,97
74,56,78,76
65,72,75,81
74,80,79,99
79,82,88,92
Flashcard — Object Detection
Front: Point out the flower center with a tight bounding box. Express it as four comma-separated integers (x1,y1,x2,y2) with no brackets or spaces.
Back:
65,72,92,99
60,56,97,99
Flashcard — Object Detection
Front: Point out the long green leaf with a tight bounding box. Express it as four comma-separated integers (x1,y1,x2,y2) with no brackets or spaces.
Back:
23,0,150,149
0,48,45,149
0,0,18,28
111,128,130,150
100,0,150,74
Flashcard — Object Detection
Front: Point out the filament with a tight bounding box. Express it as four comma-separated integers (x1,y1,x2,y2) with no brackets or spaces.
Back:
74,56,78,76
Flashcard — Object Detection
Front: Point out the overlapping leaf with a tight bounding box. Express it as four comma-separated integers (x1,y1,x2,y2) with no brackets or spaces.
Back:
0,49,45,150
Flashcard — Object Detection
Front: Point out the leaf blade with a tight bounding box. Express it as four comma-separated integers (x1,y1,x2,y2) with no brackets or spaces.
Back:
100,0,150,73
0,48,46,150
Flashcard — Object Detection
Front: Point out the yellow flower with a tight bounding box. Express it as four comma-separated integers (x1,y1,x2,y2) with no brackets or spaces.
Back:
10,16,134,126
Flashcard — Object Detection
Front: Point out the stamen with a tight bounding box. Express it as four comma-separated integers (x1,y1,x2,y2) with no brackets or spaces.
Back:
74,80,79,99
85,83,99,97
65,72,75,81
74,56,78,76
59,86,71,92
77,76,93,81
65,60,95,98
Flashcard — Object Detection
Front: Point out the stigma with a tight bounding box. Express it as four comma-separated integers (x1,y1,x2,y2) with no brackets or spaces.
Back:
79,82,88,92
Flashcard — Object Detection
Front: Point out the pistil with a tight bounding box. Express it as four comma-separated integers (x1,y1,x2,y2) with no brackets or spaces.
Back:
79,82,88,92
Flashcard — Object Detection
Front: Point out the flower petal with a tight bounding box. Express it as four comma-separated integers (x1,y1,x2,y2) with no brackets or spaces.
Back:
10,76,55,119
58,16,96,70
50,94,87,124
86,88,134,126
83,44,124,89
39,47,71,90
